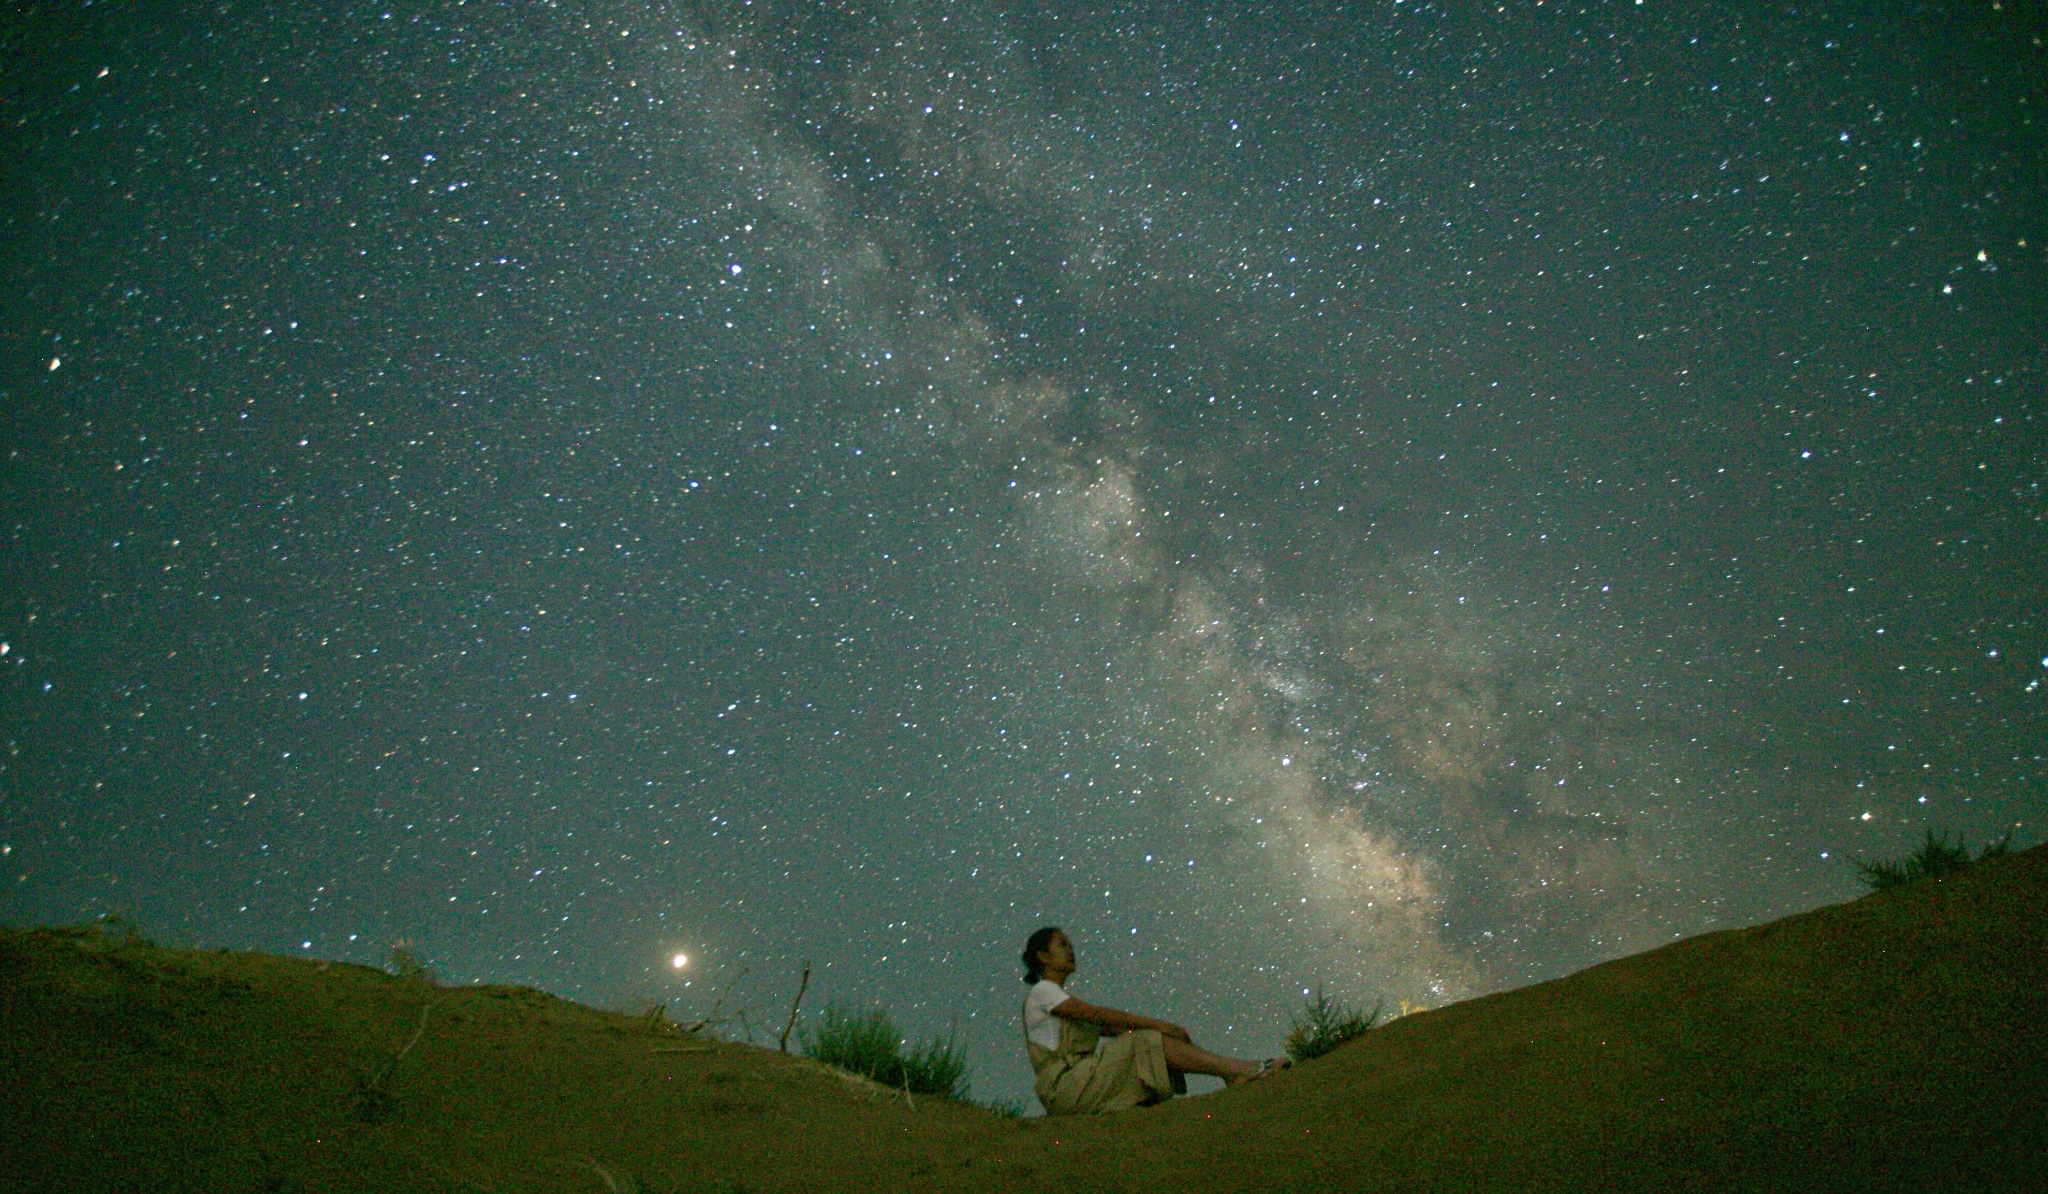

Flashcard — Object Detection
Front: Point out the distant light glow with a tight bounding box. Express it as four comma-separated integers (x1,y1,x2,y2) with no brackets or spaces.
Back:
671,952,688,969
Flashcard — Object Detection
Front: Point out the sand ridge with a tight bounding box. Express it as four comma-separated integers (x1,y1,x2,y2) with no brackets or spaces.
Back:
4,845,2044,1192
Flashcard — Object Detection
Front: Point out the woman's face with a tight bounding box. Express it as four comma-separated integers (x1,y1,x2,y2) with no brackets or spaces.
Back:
1037,930,1076,979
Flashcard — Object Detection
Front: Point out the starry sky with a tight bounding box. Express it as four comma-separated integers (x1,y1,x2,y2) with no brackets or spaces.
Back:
3,0,2042,1107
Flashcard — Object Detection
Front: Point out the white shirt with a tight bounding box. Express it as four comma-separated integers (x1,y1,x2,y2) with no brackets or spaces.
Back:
1022,978,1073,1051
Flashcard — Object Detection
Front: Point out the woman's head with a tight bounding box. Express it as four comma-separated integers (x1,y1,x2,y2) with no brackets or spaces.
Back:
1022,925,1068,984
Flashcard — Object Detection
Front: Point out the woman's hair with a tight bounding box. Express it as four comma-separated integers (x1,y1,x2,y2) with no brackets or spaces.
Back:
1021,926,1062,984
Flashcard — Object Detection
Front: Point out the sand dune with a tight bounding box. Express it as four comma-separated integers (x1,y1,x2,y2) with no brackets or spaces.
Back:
6,846,2044,1192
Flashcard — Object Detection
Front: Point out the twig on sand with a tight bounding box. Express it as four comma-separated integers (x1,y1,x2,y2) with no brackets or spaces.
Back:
586,1159,640,1194
649,1044,714,1054
778,961,811,1054
395,1001,432,1065
355,1000,434,1123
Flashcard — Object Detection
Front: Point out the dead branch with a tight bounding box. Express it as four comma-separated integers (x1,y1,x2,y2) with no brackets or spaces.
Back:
373,1000,433,1088
677,967,757,1036
354,999,435,1123
777,961,811,1054
396,1001,432,1063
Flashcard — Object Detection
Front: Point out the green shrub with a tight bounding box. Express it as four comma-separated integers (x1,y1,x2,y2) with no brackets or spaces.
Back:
1285,985,1382,1063
899,1031,969,1100
801,1003,900,1081
1855,829,2013,892
799,1001,970,1098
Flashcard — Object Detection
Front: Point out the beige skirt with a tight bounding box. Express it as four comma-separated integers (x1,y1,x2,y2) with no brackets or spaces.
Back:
1029,1020,1175,1116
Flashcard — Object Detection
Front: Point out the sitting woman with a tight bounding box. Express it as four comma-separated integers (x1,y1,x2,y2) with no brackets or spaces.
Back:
1020,925,1284,1115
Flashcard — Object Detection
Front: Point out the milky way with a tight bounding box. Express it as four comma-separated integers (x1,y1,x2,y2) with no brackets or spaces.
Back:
4,1,2042,1107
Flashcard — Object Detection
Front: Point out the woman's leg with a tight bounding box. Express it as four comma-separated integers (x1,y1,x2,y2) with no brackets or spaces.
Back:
1162,1036,1262,1084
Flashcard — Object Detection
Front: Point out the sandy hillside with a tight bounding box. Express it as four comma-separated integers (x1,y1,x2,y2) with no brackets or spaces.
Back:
4,845,2044,1193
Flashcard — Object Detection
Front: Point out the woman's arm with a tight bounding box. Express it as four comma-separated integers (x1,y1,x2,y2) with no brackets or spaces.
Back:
1046,995,1192,1043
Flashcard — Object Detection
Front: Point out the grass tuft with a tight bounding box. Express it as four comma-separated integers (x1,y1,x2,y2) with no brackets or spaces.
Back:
898,1031,969,1100
92,912,155,946
386,939,437,984
799,1001,970,1098
801,1002,899,1080
1855,828,2014,892
1285,985,1382,1063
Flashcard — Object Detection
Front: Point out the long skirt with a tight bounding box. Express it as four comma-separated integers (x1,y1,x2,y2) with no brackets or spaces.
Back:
1032,1028,1175,1115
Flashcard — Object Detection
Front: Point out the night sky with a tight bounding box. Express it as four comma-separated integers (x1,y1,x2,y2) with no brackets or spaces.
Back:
4,1,2042,1107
